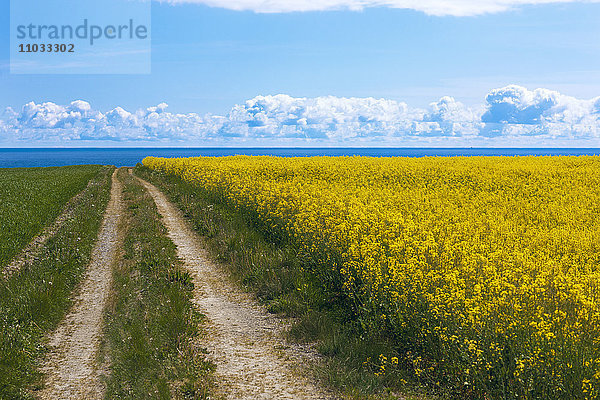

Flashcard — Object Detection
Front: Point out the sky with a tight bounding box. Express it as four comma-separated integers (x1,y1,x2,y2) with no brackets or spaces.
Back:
1,0,600,147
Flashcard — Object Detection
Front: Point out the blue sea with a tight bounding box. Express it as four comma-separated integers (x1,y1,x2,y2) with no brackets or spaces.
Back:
1,148,599,168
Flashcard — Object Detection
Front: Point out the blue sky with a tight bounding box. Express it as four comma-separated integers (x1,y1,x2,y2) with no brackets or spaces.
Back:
1,0,600,146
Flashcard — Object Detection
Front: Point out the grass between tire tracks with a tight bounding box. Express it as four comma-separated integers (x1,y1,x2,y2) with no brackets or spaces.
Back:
101,169,214,399
134,165,430,400
0,166,113,400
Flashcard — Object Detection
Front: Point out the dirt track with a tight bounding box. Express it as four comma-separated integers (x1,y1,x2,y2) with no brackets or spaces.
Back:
38,169,123,400
137,175,337,400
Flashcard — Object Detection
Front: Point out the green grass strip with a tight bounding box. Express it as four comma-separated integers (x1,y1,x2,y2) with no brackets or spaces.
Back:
0,166,113,400
102,169,213,400
0,165,104,268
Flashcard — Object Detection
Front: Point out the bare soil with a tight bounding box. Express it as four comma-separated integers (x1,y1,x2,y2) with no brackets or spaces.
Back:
137,175,339,400
38,169,123,400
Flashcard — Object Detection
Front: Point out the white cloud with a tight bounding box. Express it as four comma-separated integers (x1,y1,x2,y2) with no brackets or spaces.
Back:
159,0,600,16
481,85,600,137
1,85,599,146
219,94,420,139
417,96,481,136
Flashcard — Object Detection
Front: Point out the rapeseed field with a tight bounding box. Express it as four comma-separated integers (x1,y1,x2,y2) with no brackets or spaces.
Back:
144,155,600,399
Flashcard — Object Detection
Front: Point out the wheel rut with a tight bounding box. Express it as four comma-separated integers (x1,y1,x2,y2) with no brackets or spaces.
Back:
136,175,338,400
38,168,123,400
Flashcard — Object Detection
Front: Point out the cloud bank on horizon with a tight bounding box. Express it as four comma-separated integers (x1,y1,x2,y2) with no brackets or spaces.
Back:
2,85,600,147
160,0,600,16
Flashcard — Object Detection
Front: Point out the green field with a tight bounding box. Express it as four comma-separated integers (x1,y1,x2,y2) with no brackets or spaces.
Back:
0,165,105,268
0,166,113,399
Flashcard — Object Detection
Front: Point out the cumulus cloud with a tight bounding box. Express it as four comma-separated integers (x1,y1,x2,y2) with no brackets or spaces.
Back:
481,85,600,138
159,0,600,17
416,96,481,137
2,101,216,143
1,85,599,146
218,94,421,140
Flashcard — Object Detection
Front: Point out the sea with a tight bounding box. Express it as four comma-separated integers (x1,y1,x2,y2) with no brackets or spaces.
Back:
1,148,599,168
